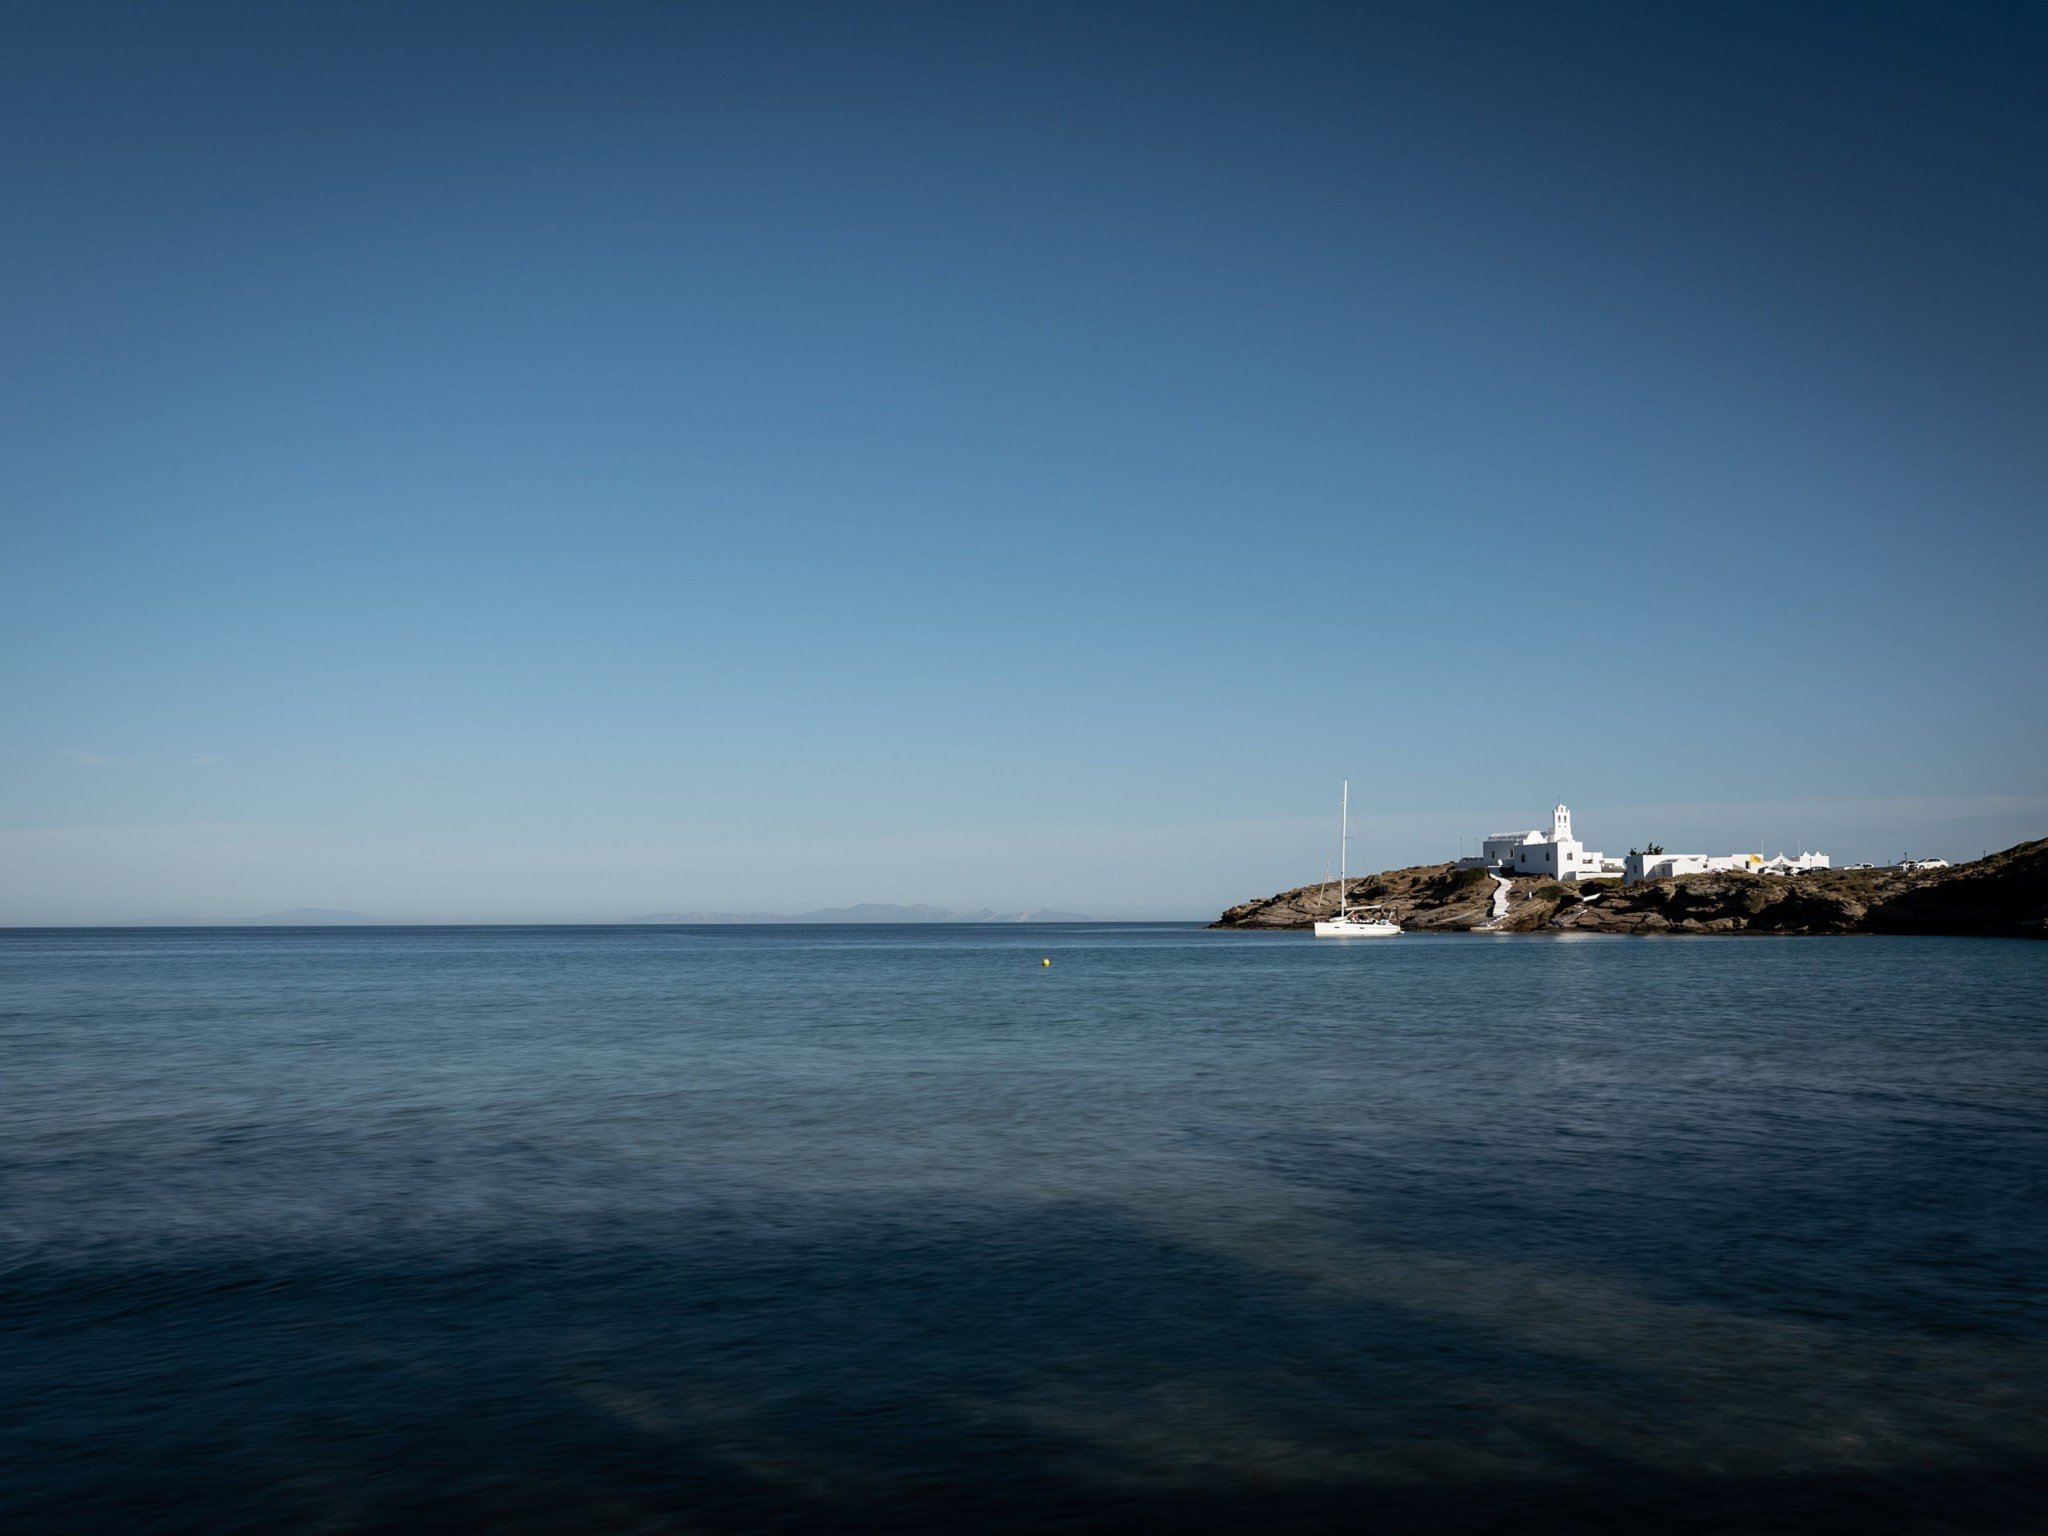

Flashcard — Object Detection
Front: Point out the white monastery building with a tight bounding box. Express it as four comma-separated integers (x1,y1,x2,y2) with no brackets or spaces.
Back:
1465,805,1624,883
1459,803,1830,886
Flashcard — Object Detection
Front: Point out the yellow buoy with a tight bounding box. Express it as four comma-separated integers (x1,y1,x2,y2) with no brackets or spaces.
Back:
1042,957,1051,967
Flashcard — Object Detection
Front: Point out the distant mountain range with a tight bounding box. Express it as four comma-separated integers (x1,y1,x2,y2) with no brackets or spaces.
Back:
624,904,1098,924
114,904,1097,926
118,908,383,926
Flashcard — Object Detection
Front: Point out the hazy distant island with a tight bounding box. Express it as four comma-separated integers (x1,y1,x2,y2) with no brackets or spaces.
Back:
117,904,1096,927
625,905,1099,924
117,908,383,927
1214,838,2047,939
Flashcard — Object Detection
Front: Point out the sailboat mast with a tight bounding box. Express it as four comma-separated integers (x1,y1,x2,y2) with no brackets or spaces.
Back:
1339,779,1349,919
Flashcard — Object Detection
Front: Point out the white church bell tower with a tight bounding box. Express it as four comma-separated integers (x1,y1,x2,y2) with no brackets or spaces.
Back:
1552,804,1572,841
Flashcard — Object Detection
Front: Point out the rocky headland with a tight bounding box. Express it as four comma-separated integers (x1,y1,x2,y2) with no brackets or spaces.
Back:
1212,838,2048,939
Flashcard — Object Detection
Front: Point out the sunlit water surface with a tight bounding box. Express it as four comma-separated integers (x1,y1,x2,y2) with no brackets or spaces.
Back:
3,925,2044,1534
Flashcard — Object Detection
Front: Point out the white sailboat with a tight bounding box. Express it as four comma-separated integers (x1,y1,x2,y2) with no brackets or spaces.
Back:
1313,779,1401,938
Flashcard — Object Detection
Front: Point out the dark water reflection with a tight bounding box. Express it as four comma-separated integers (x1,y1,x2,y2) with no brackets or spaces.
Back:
2,925,2044,1533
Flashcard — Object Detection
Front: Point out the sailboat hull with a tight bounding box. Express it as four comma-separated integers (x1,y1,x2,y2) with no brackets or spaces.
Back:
1313,918,1400,938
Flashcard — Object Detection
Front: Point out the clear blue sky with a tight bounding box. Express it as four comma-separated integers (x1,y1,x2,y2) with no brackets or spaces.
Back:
4,1,2044,921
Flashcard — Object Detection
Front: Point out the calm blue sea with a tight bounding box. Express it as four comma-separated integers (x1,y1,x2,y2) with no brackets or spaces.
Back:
3,925,2045,1534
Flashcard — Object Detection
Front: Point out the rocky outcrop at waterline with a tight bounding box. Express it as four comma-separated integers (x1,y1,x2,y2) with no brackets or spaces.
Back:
1212,838,2048,939
1214,862,1504,931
